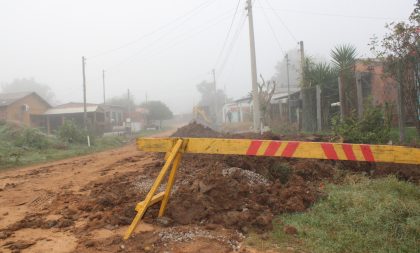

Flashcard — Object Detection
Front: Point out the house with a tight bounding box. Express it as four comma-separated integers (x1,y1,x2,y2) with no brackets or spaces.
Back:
101,104,125,131
0,92,51,127
222,97,252,124
44,103,107,134
355,59,398,107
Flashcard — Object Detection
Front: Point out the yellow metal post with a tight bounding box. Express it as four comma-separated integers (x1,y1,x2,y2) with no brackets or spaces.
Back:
124,139,183,240
158,152,182,217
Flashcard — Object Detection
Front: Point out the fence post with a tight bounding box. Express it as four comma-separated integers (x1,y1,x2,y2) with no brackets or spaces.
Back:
338,76,345,121
356,72,364,119
316,85,322,131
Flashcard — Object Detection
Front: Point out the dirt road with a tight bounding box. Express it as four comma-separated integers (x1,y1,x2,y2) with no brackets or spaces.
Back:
0,130,253,253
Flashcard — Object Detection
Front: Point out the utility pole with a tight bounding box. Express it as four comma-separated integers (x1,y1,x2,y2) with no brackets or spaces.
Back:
82,56,90,147
82,56,87,130
246,0,261,132
299,41,305,86
127,89,132,135
102,70,106,104
285,54,291,122
212,69,218,124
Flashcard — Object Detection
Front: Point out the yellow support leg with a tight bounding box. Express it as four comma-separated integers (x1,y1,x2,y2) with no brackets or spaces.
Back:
124,139,183,240
158,152,182,217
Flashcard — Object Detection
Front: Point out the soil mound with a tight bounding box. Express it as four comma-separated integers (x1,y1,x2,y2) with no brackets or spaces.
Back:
172,122,222,138
166,166,317,232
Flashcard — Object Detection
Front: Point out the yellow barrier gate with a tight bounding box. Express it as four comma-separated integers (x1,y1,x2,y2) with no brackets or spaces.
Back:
124,137,420,239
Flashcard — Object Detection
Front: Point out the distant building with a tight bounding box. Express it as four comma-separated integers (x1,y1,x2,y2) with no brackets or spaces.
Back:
0,92,50,127
43,103,106,134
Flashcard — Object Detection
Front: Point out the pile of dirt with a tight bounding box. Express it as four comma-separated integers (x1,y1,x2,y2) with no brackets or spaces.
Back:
171,122,222,138
172,122,333,142
166,165,318,233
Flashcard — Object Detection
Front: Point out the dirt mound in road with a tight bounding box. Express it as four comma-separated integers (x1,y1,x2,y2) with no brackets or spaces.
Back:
171,122,222,138
172,122,333,142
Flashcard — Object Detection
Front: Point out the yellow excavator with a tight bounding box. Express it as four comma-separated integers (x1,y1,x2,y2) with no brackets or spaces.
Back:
192,106,213,126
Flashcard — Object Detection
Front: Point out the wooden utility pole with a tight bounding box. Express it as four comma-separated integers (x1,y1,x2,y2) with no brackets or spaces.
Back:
82,56,87,130
127,89,132,134
246,0,261,132
285,54,291,122
299,41,305,85
102,70,106,104
212,69,218,123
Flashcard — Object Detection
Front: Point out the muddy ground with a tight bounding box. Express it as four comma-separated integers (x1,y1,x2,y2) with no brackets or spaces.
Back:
0,125,418,253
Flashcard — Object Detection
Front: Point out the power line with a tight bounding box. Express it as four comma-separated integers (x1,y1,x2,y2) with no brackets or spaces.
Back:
107,9,235,70
257,0,285,54
256,7,399,20
214,0,242,68
216,13,247,81
88,0,216,59
263,0,298,43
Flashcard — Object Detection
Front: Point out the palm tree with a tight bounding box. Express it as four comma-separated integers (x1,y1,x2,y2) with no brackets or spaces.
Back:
331,44,357,71
330,45,358,118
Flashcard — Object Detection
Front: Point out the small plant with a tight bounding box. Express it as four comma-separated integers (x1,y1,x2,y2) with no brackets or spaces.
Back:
57,120,87,144
332,105,391,144
269,162,292,184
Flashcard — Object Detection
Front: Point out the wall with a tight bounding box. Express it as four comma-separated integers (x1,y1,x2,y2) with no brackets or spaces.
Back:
5,94,50,127
355,61,398,106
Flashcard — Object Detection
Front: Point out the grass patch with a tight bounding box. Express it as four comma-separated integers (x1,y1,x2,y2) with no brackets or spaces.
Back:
272,176,420,253
390,127,419,145
0,135,129,170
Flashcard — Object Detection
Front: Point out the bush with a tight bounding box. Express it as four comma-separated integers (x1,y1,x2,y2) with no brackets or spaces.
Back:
332,106,391,144
57,120,87,144
269,162,292,184
15,128,51,149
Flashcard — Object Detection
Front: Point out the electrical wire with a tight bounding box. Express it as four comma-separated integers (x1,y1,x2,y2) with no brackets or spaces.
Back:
255,7,399,20
88,0,216,59
214,0,242,68
257,0,285,55
106,9,235,70
216,12,247,81
263,0,298,43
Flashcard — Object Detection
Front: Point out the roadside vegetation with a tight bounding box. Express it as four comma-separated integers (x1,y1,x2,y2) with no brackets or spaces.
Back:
0,120,164,170
271,176,420,253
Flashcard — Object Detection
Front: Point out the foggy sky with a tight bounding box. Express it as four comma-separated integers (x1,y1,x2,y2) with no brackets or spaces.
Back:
0,0,415,114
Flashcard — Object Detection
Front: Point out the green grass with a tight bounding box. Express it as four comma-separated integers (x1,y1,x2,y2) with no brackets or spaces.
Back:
272,176,420,253
390,127,419,145
0,135,129,170
0,126,171,170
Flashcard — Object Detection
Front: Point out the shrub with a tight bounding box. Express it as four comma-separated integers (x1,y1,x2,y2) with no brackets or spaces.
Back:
332,105,391,144
269,162,292,184
14,127,51,149
57,120,87,144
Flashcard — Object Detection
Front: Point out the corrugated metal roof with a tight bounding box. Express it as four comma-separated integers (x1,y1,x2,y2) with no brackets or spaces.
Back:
0,92,32,106
44,105,100,115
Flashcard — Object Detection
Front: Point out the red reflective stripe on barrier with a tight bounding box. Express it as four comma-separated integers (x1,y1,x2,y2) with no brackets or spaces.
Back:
264,141,281,156
246,140,263,155
321,143,338,160
342,144,356,161
282,142,299,157
360,145,375,162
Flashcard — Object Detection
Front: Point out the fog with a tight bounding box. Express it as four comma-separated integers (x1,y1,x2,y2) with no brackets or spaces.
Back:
0,0,414,114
